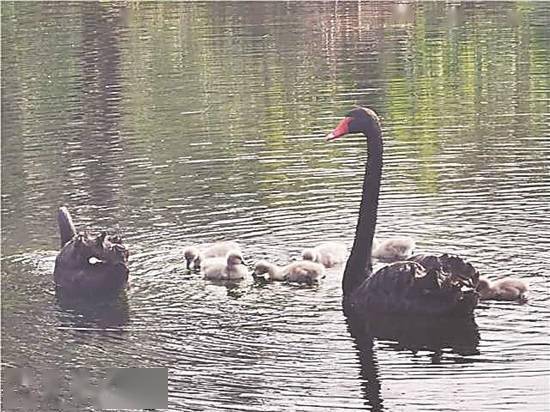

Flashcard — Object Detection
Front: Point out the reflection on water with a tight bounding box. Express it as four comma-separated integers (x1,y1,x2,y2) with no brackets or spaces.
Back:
55,291,130,330
346,312,481,412
2,2,549,411
346,312,480,358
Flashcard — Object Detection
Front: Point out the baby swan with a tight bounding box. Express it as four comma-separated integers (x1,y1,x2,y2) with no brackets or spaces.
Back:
477,276,528,302
183,241,241,269
183,246,201,269
202,250,249,281
253,260,325,284
301,241,347,268
372,236,416,262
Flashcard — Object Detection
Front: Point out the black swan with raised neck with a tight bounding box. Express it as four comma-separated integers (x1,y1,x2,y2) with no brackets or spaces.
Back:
326,107,479,317
54,206,129,297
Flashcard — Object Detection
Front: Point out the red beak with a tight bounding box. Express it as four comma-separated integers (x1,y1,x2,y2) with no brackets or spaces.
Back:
325,117,352,141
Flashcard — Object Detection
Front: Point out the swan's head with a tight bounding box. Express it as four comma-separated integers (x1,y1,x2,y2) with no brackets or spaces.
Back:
301,248,317,262
477,277,491,291
476,277,494,299
72,231,129,274
183,246,201,269
226,250,245,267
326,107,381,141
253,260,273,276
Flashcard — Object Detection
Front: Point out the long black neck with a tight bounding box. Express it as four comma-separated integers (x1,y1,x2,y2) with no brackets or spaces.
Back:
342,128,383,296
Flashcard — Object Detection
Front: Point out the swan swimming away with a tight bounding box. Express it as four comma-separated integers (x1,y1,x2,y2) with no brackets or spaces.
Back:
476,276,528,301
301,241,347,268
372,236,416,262
202,250,249,280
325,107,479,317
253,260,325,284
183,241,241,269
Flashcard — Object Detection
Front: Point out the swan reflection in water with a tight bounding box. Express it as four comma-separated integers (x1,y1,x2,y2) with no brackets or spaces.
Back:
345,310,480,411
55,289,130,330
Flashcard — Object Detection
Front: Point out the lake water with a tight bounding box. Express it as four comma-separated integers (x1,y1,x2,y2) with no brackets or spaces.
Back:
2,2,549,411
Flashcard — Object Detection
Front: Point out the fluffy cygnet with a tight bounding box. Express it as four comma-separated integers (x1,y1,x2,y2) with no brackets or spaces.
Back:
183,241,241,269
476,276,528,301
301,241,347,268
202,250,249,281
183,246,201,269
372,236,416,262
253,260,325,284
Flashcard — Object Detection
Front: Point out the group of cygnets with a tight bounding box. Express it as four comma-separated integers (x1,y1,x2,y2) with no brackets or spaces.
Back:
183,238,404,284
183,237,528,301
183,240,341,284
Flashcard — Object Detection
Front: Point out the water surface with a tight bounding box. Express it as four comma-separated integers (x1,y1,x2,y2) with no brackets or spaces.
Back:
2,2,550,411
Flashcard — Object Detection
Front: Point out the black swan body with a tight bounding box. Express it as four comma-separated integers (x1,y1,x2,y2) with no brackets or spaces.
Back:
326,107,479,317
53,207,129,297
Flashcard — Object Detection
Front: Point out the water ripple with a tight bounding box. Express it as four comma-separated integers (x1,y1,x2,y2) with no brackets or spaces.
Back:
2,2,550,411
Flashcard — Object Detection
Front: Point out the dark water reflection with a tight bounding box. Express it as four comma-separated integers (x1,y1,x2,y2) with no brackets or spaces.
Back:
55,291,130,330
346,313,481,412
2,2,549,411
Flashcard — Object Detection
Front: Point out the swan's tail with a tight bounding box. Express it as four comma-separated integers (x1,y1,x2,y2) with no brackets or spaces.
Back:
57,206,76,248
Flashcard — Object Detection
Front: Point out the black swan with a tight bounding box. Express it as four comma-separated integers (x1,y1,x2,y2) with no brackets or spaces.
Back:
326,107,479,317
53,207,129,296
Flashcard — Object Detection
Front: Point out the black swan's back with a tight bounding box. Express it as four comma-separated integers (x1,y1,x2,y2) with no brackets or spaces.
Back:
347,258,479,317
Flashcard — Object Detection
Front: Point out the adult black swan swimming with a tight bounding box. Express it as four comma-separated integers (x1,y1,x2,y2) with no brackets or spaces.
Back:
326,107,479,317
54,207,129,297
